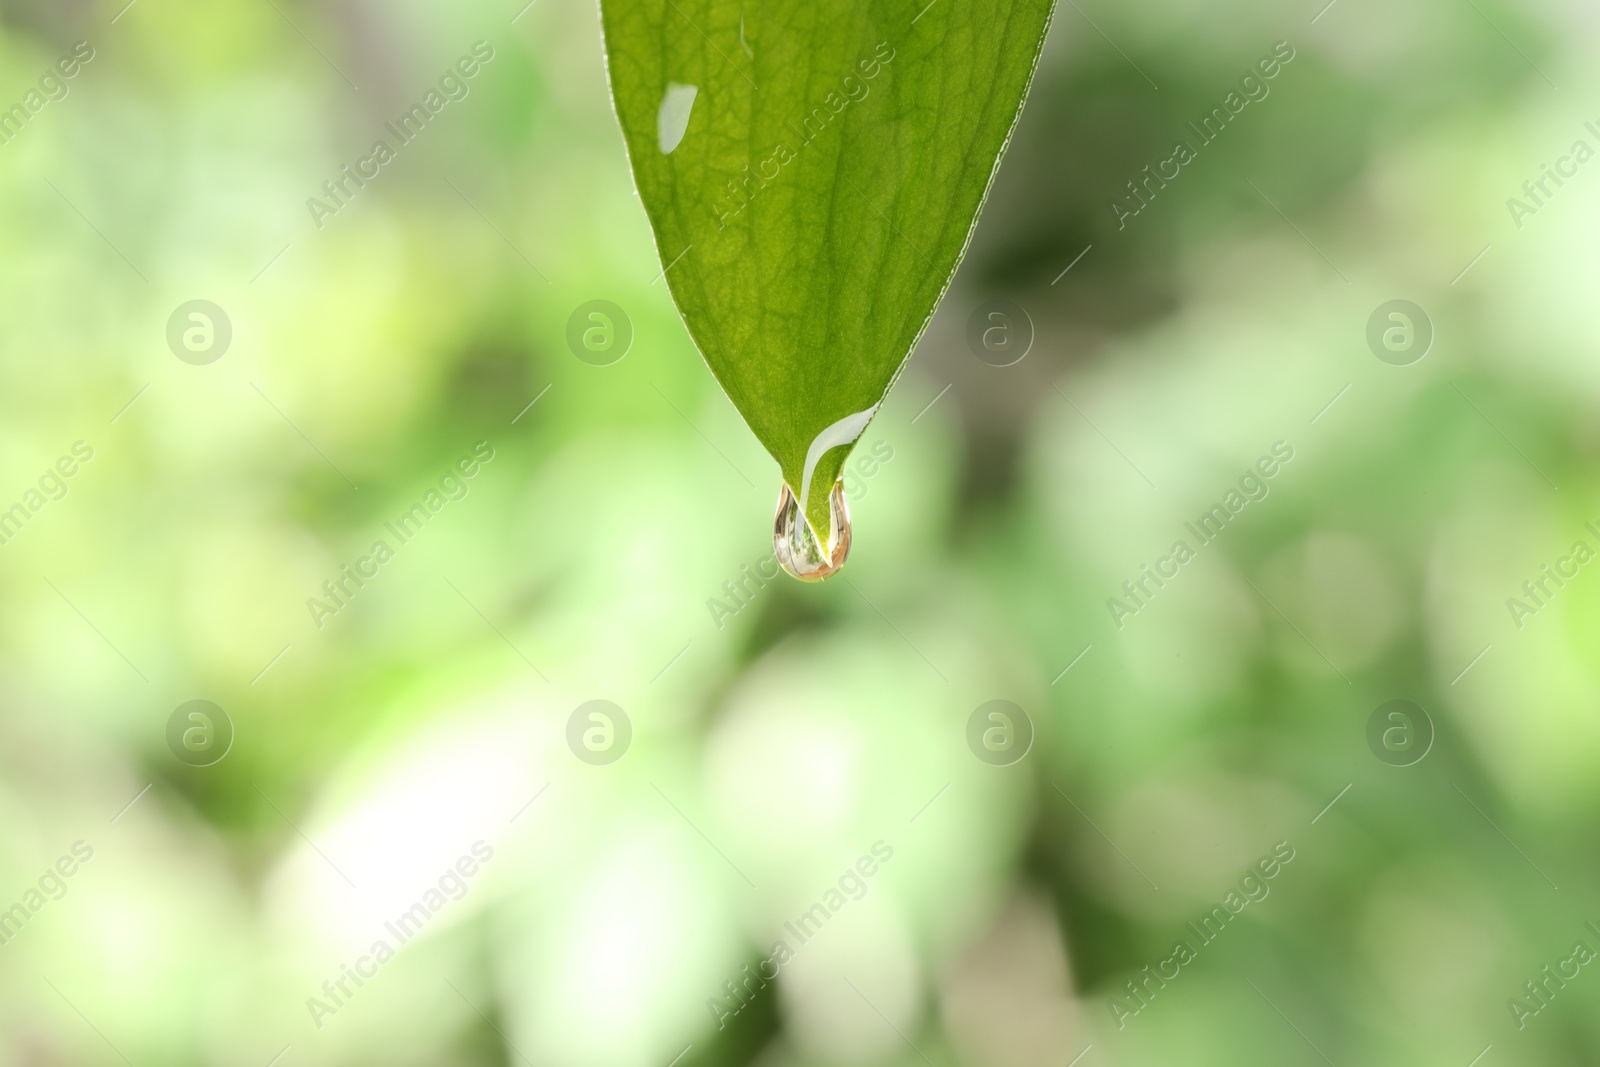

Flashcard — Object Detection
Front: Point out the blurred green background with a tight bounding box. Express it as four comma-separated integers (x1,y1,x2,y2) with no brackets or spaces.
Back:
2,0,1599,1064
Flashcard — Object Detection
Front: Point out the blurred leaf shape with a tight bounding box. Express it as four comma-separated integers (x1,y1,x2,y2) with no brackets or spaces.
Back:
599,0,1055,538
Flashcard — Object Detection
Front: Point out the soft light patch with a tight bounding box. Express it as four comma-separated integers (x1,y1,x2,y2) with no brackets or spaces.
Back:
656,83,697,154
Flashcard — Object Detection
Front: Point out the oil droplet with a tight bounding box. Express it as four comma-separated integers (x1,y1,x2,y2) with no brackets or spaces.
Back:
773,480,851,581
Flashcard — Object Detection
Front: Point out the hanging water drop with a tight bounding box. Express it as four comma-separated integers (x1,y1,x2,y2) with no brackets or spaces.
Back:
773,480,851,581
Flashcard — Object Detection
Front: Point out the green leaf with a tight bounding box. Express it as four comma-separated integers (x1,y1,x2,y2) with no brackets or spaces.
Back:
600,0,1055,538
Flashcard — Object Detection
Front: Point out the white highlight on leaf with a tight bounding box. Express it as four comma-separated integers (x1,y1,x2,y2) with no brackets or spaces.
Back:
798,402,881,517
657,83,698,154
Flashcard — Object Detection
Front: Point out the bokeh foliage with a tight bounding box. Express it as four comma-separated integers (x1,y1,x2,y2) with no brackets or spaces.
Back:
1,0,1598,1065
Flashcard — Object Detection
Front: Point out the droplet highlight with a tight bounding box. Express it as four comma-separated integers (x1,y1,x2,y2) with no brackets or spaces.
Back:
657,82,698,154
773,480,851,582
